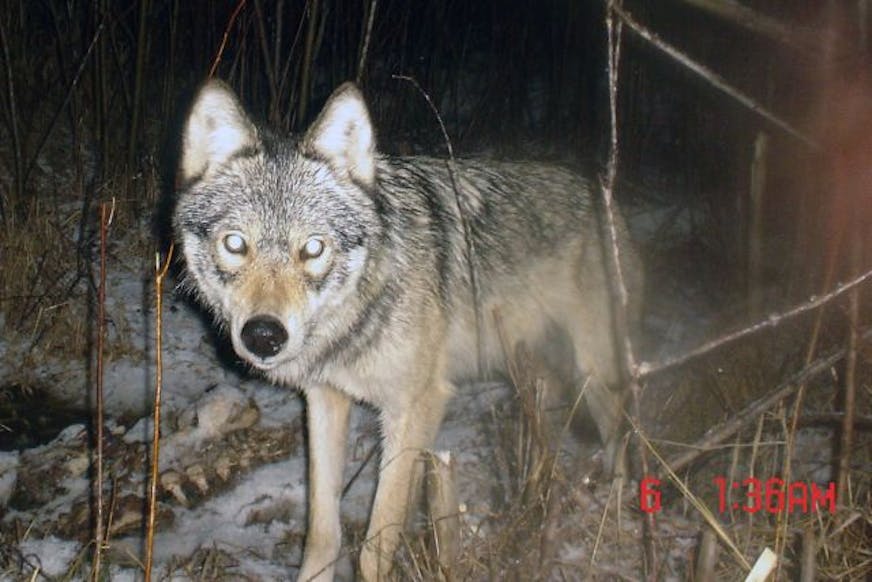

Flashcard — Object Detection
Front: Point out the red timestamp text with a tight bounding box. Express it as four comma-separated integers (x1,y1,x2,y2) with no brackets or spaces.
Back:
638,476,837,515
712,476,836,515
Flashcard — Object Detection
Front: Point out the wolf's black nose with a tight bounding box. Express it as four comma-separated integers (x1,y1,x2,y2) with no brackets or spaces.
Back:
241,316,288,358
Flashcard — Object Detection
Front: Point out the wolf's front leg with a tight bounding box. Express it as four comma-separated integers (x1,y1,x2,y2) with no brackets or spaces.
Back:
359,382,450,581
298,385,351,582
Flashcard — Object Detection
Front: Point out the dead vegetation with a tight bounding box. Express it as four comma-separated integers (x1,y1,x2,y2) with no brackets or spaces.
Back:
0,204,91,358
385,316,871,581
1,0,871,581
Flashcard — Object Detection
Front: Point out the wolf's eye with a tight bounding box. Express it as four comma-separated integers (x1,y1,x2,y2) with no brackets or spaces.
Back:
300,237,325,260
223,233,248,255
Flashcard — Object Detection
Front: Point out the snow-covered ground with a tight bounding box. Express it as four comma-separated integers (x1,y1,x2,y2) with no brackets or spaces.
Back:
0,247,578,580
0,193,782,580
0,183,725,580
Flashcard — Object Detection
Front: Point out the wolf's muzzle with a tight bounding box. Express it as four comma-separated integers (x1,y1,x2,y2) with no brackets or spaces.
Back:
240,315,288,358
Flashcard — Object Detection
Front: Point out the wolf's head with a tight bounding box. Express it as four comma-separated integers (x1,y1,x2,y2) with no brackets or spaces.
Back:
174,80,385,377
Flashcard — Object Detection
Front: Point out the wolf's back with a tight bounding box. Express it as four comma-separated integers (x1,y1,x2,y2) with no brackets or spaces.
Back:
376,157,601,284
372,156,642,381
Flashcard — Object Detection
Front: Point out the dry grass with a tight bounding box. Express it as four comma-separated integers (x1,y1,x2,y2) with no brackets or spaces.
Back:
0,202,90,360
0,161,160,382
3,311,861,580
391,337,643,580
384,320,872,581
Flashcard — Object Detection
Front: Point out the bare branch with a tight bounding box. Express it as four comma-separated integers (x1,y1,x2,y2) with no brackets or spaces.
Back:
676,0,811,51
602,3,656,578
144,243,174,582
638,268,872,378
665,325,872,474
612,4,818,149
393,75,485,377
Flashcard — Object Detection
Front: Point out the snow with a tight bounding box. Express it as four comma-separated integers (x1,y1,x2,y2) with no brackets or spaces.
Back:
0,451,18,507
0,198,716,580
0,264,522,579
0,238,621,580
17,536,81,577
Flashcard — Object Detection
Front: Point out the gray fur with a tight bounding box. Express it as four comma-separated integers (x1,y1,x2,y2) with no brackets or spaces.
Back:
175,80,643,581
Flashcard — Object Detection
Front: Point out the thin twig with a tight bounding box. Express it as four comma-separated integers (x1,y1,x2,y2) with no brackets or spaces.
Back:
666,325,872,474
127,0,152,176
612,4,818,149
297,0,322,124
341,443,379,498
355,0,378,85
144,243,174,582
90,200,113,581
632,416,753,572
602,3,656,579
774,200,847,573
393,74,485,378
837,233,860,510
775,366,804,576
638,267,872,378
253,0,279,121
0,15,23,219
209,0,247,78
675,0,811,51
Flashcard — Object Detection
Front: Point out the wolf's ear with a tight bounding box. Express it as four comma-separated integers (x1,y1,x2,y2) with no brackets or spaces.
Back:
302,83,375,188
179,80,258,183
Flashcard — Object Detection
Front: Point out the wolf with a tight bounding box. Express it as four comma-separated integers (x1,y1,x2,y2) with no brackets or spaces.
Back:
174,79,643,580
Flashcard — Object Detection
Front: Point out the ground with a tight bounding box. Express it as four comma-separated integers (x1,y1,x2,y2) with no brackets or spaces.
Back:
0,195,868,581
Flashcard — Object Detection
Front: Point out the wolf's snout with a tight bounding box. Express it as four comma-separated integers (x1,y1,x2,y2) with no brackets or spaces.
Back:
240,315,288,358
